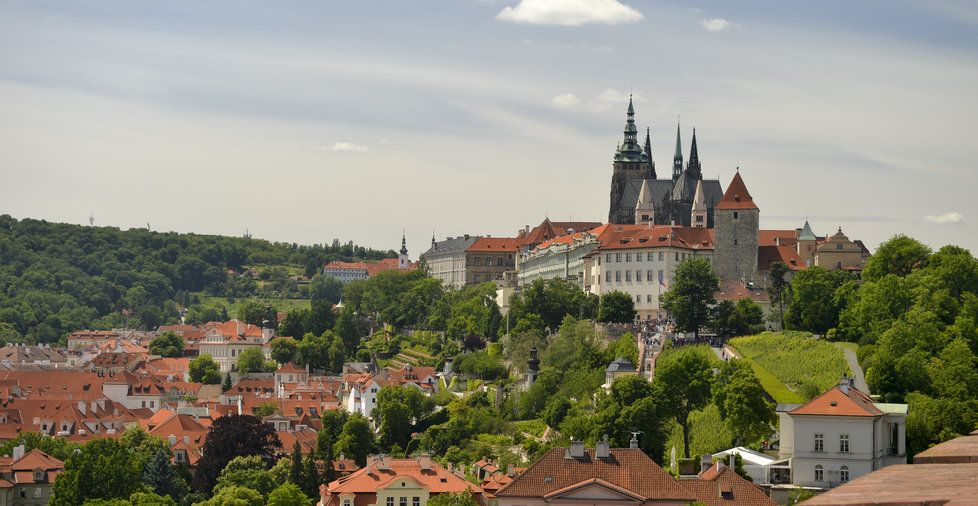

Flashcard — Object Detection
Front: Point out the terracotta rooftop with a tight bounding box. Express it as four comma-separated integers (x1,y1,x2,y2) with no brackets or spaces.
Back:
324,456,480,496
788,384,883,417
714,172,759,211
495,447,694,501
802,463,978,505
914,433,978,464
683,463,776,506
467,237,521,253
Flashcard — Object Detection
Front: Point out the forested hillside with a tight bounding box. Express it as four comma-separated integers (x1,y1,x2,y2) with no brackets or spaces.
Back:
0,214,393,343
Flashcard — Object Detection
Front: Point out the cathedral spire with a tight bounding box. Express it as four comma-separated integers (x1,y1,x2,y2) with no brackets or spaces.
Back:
644,127,656,179
687,128,701,180
400,230,408,256
672,122,683,181
614,96,646,163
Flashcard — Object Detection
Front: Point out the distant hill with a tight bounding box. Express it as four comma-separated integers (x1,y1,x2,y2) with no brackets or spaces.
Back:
0,214,393,343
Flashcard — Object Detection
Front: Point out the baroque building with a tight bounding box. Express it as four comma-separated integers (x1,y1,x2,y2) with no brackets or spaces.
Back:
607,98,724,227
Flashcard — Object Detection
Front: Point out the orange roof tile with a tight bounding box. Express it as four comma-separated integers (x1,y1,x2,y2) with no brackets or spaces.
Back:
789,384,882,417
715,172,758,210
325,457,480,496
467,237,522,253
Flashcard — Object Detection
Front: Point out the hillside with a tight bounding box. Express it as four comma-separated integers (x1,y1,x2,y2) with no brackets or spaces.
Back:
0,214,393,343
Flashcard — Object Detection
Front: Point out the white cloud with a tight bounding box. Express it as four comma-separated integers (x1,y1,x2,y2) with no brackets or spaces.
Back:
925,212,964,224
550,92,582,109
597,88,645,104
497,0,642,26
323,142,369,153
701,18,731,33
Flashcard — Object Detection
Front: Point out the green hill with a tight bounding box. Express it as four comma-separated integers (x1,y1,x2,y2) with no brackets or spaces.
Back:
0,214,393,343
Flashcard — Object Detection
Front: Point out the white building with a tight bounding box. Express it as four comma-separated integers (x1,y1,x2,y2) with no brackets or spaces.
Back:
517,227,605,287
342,365,438,420
584,225,714,320
197,320,274,374
777,378,907,491
420,235,478,289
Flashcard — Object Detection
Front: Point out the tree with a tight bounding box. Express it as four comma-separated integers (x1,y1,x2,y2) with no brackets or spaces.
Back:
713,361,776,445
508,278,589,331
302,454,320,498
270,338,297,365
597,291,637,323
237,347,270,374
296,332,333,371
768,262,790,330
862,234,931,281
222,372,233,392
189,354,221,384
333,413,375,467
712,298,764,338
317,410,348,482
192,486,263,506
129,491,178,506
333,306,361,351
289,441,305,488
142,449,187,502
653,347,716,458
785,267,851,334
0,432,80,461
214,455,276,497
607,332,639,366
375,386,435,451
51,438,141,505
267,483,312,506
660,258,719,338
427,491,479,506
194,415,281,492
541,394,571,429
149,331,184,358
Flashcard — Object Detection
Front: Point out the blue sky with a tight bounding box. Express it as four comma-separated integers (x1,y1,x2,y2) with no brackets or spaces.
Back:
1,0,977,254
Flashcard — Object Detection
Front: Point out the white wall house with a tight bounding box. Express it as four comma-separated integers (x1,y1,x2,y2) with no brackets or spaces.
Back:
777,378,907,491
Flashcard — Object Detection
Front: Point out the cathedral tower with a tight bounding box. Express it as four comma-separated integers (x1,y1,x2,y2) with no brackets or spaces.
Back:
713,170,759,282
399,231,410,269
608,97,654,224
672,123,683,181
687,128,702,180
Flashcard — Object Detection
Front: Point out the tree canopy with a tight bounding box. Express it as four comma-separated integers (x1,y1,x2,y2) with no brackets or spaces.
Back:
660,258,719,338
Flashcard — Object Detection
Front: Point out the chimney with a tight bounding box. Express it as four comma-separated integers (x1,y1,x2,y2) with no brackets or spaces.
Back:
629,434,639,449
701,454,712,472
262,320,274,343
377,455,389,471
596,434,610,459
507,464,515,476
567,439,586,459
839,376,852,394
418,453,432,471
12,444,24,461
729,453,736,470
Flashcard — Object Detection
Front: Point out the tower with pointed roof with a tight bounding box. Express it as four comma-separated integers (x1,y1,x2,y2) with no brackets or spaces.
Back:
398,231,410,270
713,170,759,282
635,179,655,225
672,123,683,181
691,180,707,228
608,97,654,224
644,127,656,179
796,220,817,266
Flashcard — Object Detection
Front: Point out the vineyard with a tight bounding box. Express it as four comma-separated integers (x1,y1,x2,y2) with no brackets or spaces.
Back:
729,332,851,399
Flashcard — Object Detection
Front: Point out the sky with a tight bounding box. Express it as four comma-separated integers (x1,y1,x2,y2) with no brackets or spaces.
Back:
2,0,977,255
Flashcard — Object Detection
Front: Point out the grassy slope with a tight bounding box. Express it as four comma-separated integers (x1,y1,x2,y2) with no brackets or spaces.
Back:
730,332,851,397
198,295,311,315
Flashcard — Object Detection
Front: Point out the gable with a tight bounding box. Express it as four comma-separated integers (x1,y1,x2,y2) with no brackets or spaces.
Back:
545,481,644,503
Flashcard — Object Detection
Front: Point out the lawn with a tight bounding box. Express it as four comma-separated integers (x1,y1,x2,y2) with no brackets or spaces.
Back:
198,295,311,316
729,332,850,397
663,403,733,464
513,419,548,438
744,360,804,404
835,342,859,353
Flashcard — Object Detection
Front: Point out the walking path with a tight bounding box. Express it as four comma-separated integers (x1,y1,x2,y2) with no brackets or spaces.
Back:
835,343,870,394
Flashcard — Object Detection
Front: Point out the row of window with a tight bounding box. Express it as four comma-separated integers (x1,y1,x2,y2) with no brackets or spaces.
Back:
604,251,694,263
381,498,420,506
813,433,849,453
606,269,665,283
471,255,514,267
814,465,849,483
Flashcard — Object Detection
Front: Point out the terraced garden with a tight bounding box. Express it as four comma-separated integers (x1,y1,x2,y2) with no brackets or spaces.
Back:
729,332,851,401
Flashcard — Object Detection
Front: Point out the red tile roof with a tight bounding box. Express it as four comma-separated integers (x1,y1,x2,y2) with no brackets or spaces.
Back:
715,172,758,210
757,229,799,248
467,237,521,253
596,225,714,251
683,463,776,506
323,457,480,500
802,463,978,505
494,448,694,501
789,384,882,417
757,244,806,271
913,433,978,464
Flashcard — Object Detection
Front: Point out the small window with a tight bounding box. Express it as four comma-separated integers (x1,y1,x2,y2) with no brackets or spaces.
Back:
658,252,664,261
837,261,843,269
837,243,843,250
675,252,679,261
647,294,652,303
615,271,621,282
605,272,611,282
33,488,42,498
616,253,622,262
413,498,420,506
636,270,641,281
625,270,631,282
840,434,850,453
647,252,653,261
733,211,739,219
734,239,738,246
400,498,408,506
606,254,611,263
814,433,824,452
635,295,641,303
814,465,823,482
647,270,653,281
840,466,849,483
626,253,631,262
385,498,393,506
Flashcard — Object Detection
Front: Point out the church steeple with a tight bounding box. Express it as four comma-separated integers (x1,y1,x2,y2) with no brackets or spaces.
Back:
614,95,646,163
400,231,408,255
687,128,702,180
398,231,409,270
644,127,656,179
672,123,683,181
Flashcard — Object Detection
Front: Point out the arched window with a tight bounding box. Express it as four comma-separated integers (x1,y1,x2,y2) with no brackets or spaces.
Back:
814,465,824,482
840,466,849,483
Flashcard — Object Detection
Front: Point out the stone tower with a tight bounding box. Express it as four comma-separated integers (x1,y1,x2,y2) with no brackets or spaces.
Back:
525,346,540,390
635,179,655,225
608,97,654,224
691,179,707,228
713,171,759,282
